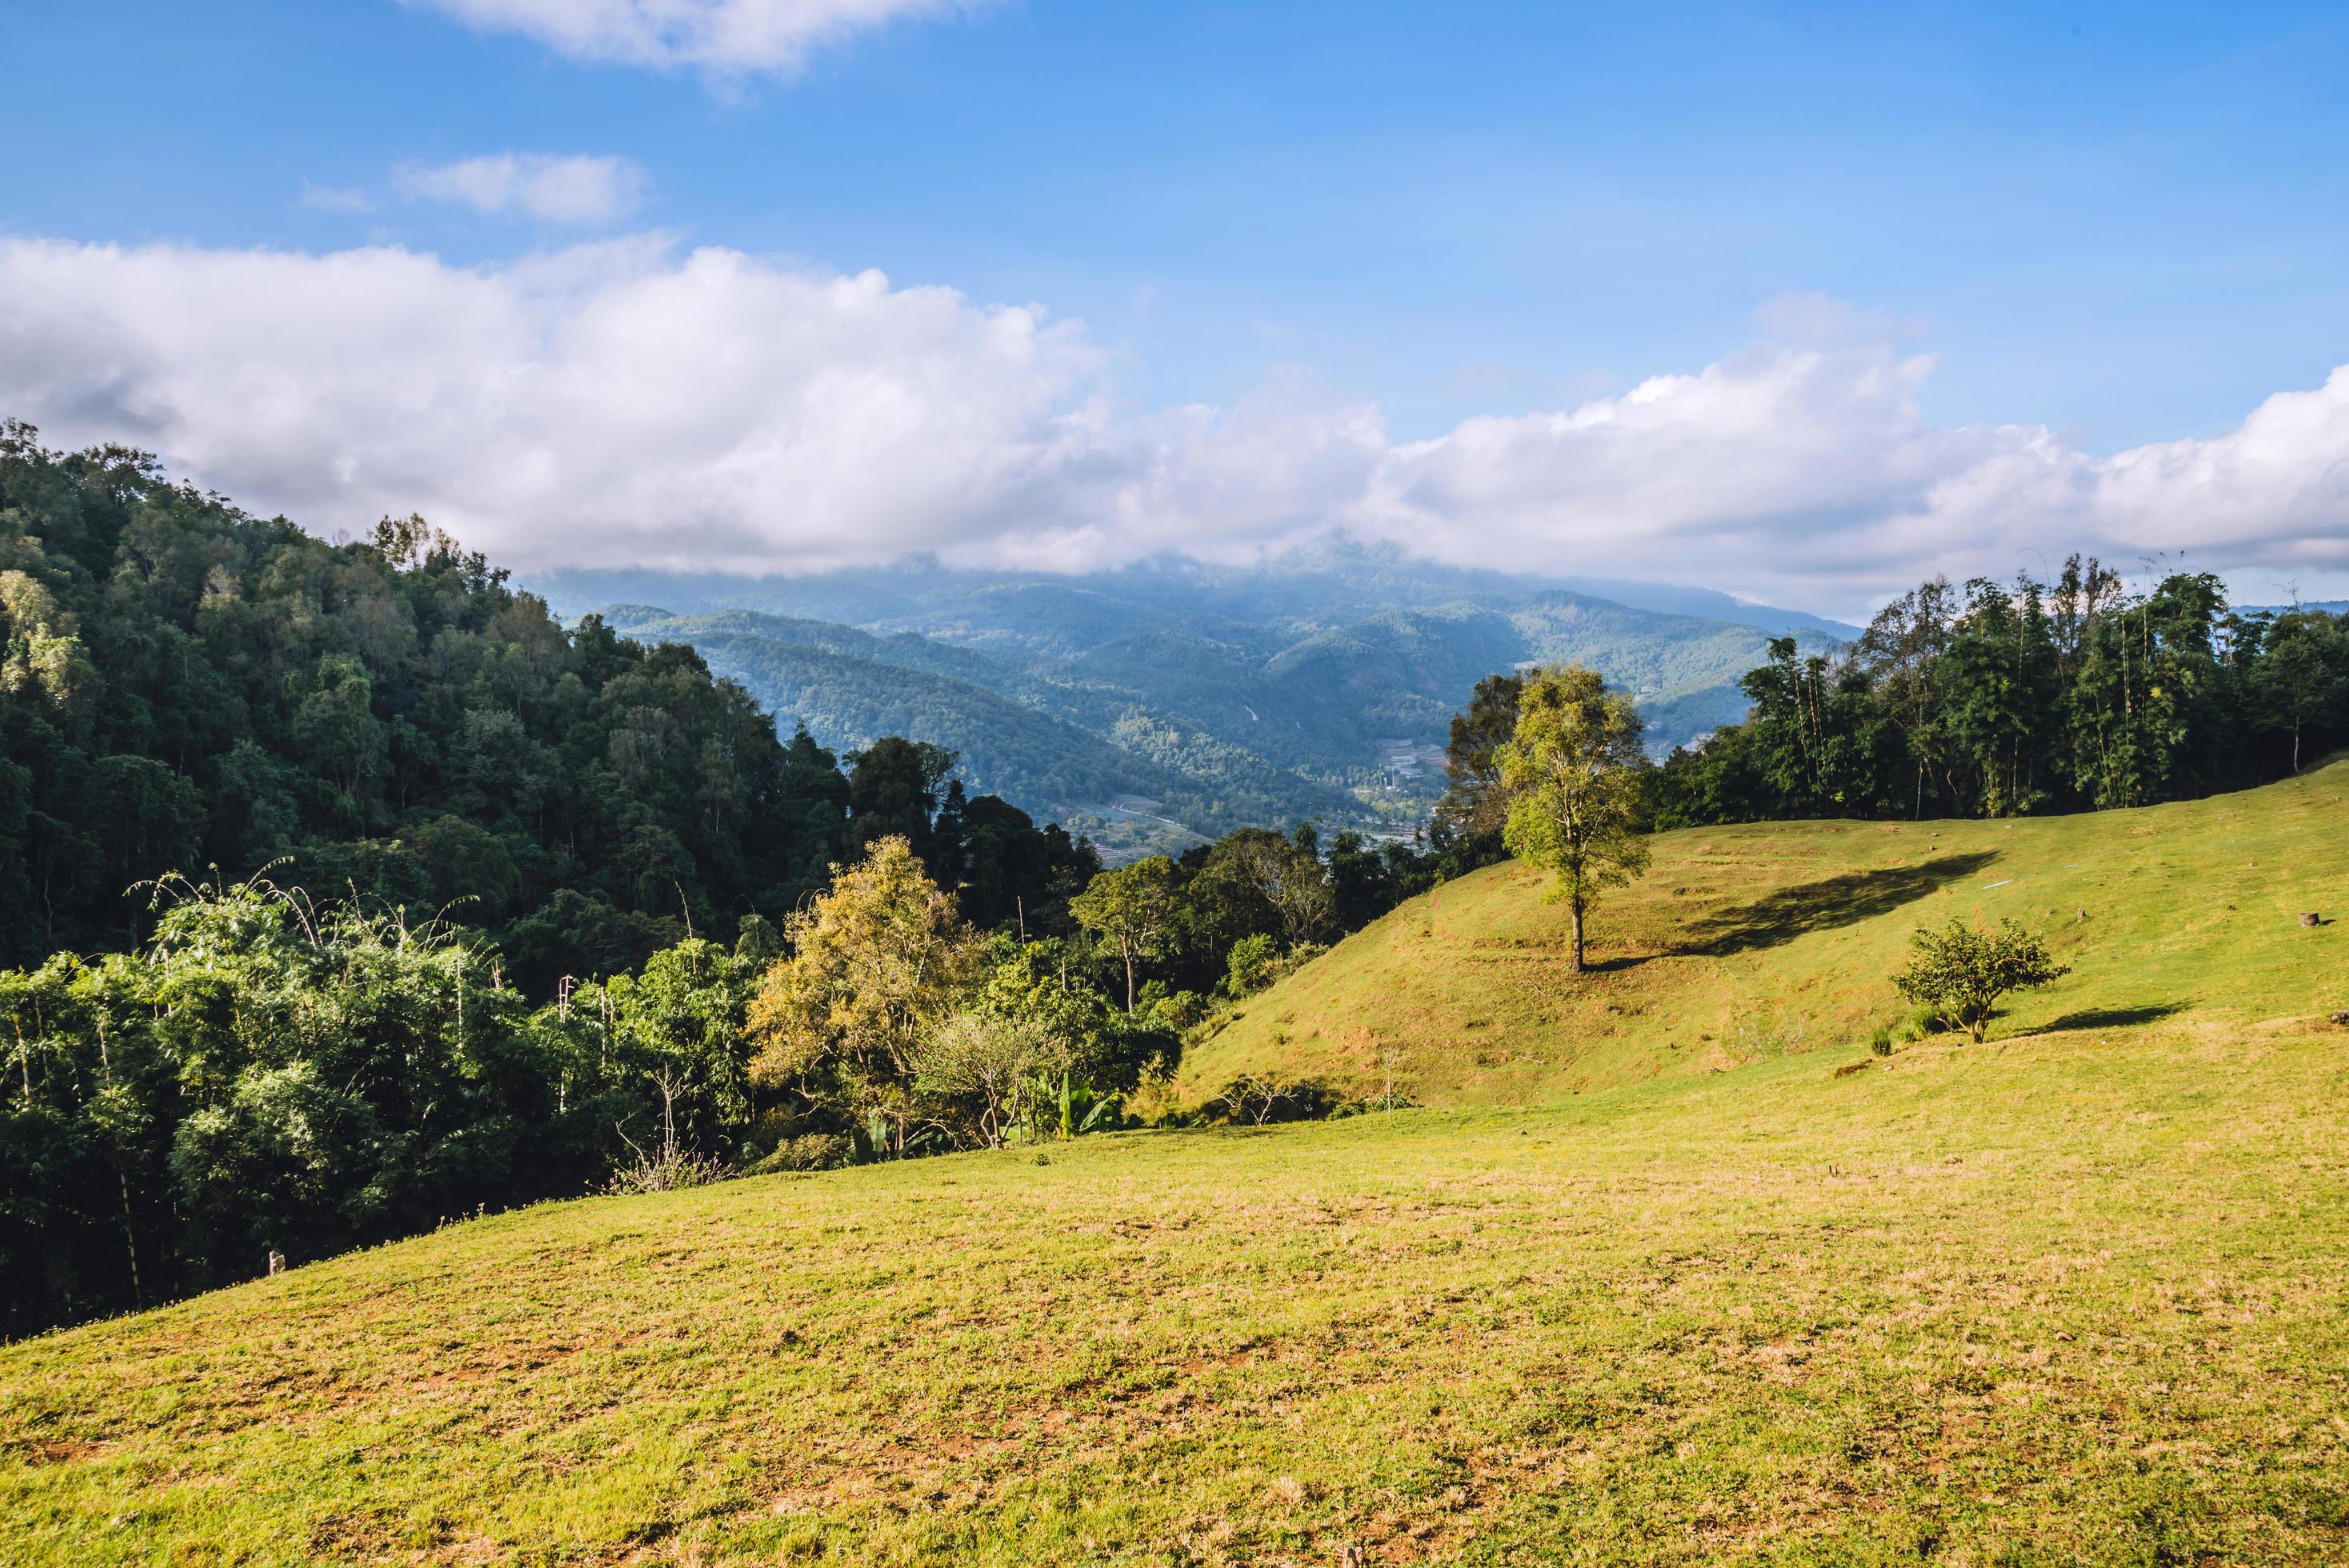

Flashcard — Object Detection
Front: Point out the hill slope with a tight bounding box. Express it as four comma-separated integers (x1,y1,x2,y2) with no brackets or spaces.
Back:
1175,759,2349,1108
6,1019,2346,1563
6,772,2347,1566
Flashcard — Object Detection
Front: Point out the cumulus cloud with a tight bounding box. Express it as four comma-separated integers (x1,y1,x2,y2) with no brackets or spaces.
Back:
408,0,971,78
396,154,647,224
1,234,2345,610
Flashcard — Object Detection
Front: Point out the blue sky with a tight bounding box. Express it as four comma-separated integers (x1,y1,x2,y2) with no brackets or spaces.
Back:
3,1,2346,611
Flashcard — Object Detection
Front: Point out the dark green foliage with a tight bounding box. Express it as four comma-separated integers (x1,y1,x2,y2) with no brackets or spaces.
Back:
1655,556,2349,827
0,873,600,1336
0,427,1145,1334
1731,636,1903,818
0,422,848,981
950,794,1100,936
2253,609,2349,774
847,737,960,862
0,424,1092,974
1327,827,1435,930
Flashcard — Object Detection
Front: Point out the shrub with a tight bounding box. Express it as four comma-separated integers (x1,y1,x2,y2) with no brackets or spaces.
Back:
603,1146,730,1194
1868,1026,1894,1057
1892,918,2071,1044
1210,1072,1339,1126
1223,934,1281,998
747,1133,854,1174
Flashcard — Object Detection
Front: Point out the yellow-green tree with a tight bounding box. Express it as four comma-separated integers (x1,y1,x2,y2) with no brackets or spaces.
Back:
745,836,981,1155
1498,664,1651,973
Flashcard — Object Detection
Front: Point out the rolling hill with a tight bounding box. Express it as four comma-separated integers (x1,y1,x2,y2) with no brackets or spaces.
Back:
1173,758,2349,1109
594,606,1361,856
11,771,2344,1564
559,551,1835,854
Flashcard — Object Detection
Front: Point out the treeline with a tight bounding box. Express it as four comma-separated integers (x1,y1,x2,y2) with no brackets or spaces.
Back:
0,425,1439,1336
2,813,1428,1338
1420,565,2349,854
1649,562,2349,826
0,850,1136,1338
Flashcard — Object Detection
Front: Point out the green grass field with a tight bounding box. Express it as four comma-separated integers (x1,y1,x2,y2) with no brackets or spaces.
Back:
1175,759,2349,1109
6,767,2348,1566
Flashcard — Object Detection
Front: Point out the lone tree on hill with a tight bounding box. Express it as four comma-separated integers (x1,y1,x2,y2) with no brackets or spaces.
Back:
1497,664,1652,973
1068,854,1179,1010
1891,918,2070,1042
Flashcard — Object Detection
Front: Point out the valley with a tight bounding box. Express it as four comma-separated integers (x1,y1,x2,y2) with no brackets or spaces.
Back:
554,552,1843,856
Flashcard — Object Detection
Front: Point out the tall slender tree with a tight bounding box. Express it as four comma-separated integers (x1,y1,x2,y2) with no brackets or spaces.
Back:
1496,665,1652,973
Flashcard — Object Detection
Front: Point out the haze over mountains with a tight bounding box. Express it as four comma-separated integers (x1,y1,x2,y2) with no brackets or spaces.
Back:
533,545,1852,855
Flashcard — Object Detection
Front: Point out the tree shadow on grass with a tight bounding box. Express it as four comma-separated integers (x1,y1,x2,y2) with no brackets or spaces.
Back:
1672,851,2001,958
2035,1002,2187,1033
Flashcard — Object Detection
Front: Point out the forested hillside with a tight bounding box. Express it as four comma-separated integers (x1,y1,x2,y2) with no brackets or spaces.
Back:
598,606,1360,851
549,557,1823,854
0,423,870,982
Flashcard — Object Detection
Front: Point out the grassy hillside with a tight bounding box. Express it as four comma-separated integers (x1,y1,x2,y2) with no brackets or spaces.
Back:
1175,759,2349,1109
6,1018,2346,1564
7,770,2346,1565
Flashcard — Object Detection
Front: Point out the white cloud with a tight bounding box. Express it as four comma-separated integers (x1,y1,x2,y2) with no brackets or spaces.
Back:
396,154,647,224
1,234,2345,612
408,0,970,78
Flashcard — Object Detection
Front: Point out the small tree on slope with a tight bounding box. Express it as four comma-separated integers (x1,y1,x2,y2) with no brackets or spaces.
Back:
1892,918,2070,1043
1497,664,1652,973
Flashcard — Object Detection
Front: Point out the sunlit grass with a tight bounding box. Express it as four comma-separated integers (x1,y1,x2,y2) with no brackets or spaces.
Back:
5,765,2347,1564
1178,758,2349,1107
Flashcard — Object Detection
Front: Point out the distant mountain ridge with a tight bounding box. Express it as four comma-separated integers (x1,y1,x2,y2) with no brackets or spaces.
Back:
546,550,1842,854
540,542,1859,640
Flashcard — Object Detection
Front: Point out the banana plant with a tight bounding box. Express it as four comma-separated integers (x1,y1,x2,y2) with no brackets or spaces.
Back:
1020,1067,1115,1140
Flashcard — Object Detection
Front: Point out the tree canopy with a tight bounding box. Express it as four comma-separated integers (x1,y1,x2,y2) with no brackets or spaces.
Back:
1655,560,2349,829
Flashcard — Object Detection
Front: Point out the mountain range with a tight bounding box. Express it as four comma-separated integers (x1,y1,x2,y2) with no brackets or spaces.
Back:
531,546,1852,856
